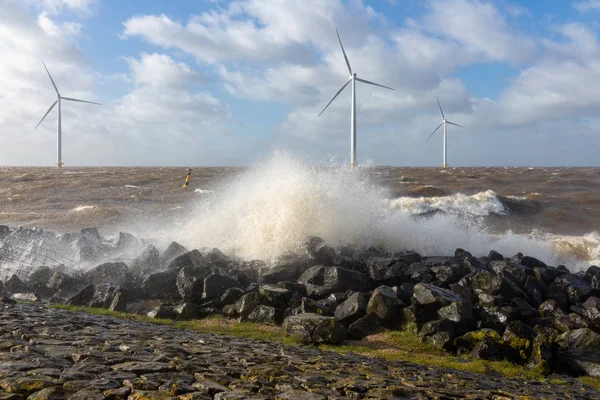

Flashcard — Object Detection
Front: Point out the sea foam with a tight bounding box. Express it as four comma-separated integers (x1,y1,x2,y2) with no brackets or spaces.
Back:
155,152,598,270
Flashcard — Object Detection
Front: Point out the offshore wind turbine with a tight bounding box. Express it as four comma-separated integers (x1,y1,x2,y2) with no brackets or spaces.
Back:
427,97,463,168
318,28,394,169
35,60,101,168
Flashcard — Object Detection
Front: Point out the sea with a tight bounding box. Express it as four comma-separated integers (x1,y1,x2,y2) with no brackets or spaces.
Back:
1,152,600,272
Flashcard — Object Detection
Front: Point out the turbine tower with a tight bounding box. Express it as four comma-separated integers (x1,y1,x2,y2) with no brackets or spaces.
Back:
427,97,463,168
318,28,394,169
35,60,101,168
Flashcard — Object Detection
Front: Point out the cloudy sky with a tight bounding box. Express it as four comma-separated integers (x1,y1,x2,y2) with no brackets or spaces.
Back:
1,0,600,167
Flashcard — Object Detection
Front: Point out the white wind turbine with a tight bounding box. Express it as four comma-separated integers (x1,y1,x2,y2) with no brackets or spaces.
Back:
318,28,394,169
35,60,101,168
427,97,463,168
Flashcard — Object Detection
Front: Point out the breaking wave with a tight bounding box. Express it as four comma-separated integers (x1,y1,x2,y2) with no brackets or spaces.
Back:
166,152,599,270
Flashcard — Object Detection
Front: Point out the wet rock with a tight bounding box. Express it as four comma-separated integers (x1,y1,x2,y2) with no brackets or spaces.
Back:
86,262,133,288
301,298,335,316
282,313,346,344
147,305,177,319
489,261,531,286
320,266,369,293
488,250,504,261
548,274,593,306
174,303,200,320
235,293,259,319
4,274,28,295
511,297,538,318
394,282,414,305
430,264,468,286
366,285,405,327
368,261,408,287
202,274,241,301
314,245,337,265
67,284,95,307
463,256,488,272
402,262,433,283
10,292,39,302
526,326,559,374
554,314,589,333
521,256,547,269
259,284,292,308
219,287,245,307
539,299,566,318
177,265,212,304
347,313,381,340
456,329,504,361
438,300,473,323
205,248,232,270
334,293,367,326
129,244,161,277
418,319,455,350
583,296,600,327
142,270,180,300
246,305,282,324
413,283,464,308
160,241,188,267
503,321,534,364
534,266,559,286
261,259,310,284
27,266,53,299
524,276,547,306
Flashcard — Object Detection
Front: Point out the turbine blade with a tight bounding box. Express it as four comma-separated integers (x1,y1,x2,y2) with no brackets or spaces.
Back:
355,77,394,91
437,96,445,119
427,122,444,141
42,60,60,96
35,100,58,129
61,97,101,105
336,27,352,76
318,78,352,117
447,121,463,128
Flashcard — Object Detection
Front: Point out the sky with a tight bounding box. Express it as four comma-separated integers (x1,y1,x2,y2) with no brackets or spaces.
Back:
2,0,600,167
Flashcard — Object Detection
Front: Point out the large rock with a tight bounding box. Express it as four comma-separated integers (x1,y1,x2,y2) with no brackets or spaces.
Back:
86,262,133,287
246,305,282,324
334,293,367,326
366,285,405,327
368,261,408,287
298,265,325,285
67,284,95,307
27,266,53,299
141,270,180,300
555,328,600,376
258,284,292,307
4,274,28,295
418,319,455,350
526,326,559,374
583,297,600,327
261,259,311,284
347,313,381,339
548,274,594,306
322,266,369,293
413,283,464,308
235,293,260,319
282,313,346,344
129,245,161,277
455,329,505,361
176,265,212,304
160,242,187,267
167,250,207,273
503,321,534,364
202,274,241,301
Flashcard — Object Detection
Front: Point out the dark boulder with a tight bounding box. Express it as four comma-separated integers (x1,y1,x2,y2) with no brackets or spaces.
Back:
246,305,282,324
282,313,346,344
4,274,28,295
147,305,177,319
298,265,325,285
489,260,531,286
413,283,465,308
503,321,534,364
463,256,488,272
160,242,187,267
553,313,589,333
366,285,405,327
235,293,259,319
430,264,468,287
27,266,53,298
334,293,367,326
176,265,212,304
539,299,566,318
548,274,593,306
261,259,311,284
526,326,559,374
322,266,369,293
67,284,95,307
259,284,292,307
534,266,559,286
141,270,180,300
88,284,119,308
394,282,415,305
314,245,337,265
219,287,245,307
438,300,473,323
418,319,455,350
167,250,207,273
174,303,200,320
129,245,161,277
301,297,336,316
511,297,538,319
524,276,547,306
583,297,600,327
455,329,504,361
520,255,547,269
205,248,232,270
347,313,381,340
202,274,241,301
368,261,408,287
86,262,133,288
488,250,504,261
402,262,433,283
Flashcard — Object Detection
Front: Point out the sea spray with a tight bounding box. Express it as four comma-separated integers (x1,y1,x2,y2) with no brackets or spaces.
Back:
168,152,581,267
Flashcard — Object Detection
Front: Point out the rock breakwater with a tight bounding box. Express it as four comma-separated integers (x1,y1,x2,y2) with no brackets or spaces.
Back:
3,225,600,381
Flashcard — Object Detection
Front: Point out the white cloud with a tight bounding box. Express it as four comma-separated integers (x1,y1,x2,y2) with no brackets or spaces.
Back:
125,52,206,89
574,0,600,12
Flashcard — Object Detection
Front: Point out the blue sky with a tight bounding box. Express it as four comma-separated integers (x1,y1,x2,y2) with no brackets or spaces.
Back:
2,0,600,166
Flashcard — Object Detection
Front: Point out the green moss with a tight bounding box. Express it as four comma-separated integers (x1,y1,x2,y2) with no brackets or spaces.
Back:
580,376,600,391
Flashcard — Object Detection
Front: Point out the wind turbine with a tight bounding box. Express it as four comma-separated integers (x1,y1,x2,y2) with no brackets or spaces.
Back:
35,60,101,168
427,97,463,168
318,28,394,169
